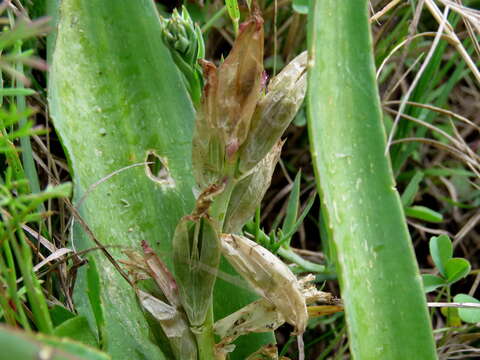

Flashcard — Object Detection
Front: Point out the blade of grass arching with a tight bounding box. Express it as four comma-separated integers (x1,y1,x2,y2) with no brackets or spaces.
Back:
49,0,273,357
306,1,437,358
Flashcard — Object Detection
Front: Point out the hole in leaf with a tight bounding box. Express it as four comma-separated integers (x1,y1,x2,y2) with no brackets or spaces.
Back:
145,150,175,188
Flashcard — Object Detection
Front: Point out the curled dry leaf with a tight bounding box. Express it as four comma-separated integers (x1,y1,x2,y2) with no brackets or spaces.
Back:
220,234,308,333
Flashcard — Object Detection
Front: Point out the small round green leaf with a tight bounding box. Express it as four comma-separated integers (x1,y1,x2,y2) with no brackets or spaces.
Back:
453,294,480,324
444,258,471,284
421,274,445,293
429,235,452,276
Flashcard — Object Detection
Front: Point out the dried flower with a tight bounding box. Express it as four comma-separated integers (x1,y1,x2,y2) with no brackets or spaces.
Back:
224,141,283,233
192,15,264,187
219,234,308,333
238,51,307,174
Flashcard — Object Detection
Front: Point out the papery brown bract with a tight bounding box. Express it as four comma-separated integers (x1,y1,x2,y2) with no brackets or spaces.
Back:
215,15,264,157
192,15,264,188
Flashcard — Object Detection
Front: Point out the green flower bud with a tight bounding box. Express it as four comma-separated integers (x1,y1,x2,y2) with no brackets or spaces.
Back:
224,141,283,233
173,214,221,327
160,6,205,105
238,51,307,174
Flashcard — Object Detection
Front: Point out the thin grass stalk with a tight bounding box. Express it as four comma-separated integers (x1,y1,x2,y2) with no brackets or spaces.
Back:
306,0,437,358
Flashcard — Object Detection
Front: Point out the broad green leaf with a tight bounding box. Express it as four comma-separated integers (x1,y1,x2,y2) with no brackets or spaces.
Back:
429,234,452,276
54,316,98,348
49,0,272,357
306,0,437,358
445,258,471,284
453,294,480,324
405,205,443,223
421,274,445,293
0,325,110,360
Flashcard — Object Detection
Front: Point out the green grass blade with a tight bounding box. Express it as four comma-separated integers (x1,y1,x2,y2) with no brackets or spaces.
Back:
306,1,437,358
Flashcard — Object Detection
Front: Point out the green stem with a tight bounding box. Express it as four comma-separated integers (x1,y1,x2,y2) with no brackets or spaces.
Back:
277,246,326,274
194,306,216,360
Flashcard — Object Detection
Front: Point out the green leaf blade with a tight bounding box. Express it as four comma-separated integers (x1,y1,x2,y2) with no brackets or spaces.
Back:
306,0,437,358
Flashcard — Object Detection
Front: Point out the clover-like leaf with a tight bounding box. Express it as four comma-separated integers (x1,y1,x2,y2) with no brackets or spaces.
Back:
421,274,445,293
429,235,452,276
444,258,471,284
453,294,480,324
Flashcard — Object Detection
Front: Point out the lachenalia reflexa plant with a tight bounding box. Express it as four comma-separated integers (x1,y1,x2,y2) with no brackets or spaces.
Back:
122,11,334,360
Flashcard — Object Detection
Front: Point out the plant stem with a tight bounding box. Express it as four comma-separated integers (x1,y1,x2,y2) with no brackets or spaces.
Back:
194,306,216,360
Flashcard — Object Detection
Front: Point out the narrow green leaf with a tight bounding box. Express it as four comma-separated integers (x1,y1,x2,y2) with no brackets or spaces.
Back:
421,274,445,293
453,294,480,324
445,258,471,284
282,170,301,246
429,234,452,276
306,0,436,358
401,171,424,207
0,88,36,96
405,205,443,223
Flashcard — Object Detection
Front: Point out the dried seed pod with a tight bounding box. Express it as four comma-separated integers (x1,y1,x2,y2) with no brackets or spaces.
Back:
173,215,221,326
239,51,307,174
220,234,308,333
224,141,283,233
